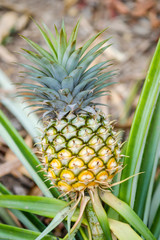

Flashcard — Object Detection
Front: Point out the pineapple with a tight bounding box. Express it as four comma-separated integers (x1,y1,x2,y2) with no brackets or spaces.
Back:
42,114,121,193
18,20,122,238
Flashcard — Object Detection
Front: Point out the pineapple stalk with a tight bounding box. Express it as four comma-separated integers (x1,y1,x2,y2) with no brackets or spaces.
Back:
86,200,104,240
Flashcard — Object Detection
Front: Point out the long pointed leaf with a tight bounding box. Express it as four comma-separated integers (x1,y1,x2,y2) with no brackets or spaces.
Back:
0,110,59,198
0,183,45,232
134,93,160,223
33,20,57,60
21,36,54,62
119,40,160,206
108,218,142,240
35,205,71,240
0,208,18,227
0,223,57,240
149,176,160,227
150,205,160,239
100,190,156,240
0,195,87,225
79,28,108,57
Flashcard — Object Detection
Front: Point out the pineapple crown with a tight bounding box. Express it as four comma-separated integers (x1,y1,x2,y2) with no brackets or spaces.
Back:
17,20,116,119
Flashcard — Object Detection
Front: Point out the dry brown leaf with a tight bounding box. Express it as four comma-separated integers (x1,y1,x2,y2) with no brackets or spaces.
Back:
0,45,17,63
29,185,42,196
112,0,129,15
149,10,160,28
5,149,17,162
64,0,78,10
4,148,32,178
132,0,155,17
0,159,21,177
14,14,30,32
115,122,132,129
0,11,30,46
24,135,33,148
111,232,118,240
11,169,24,179
0,11,18,43
18,165,32,179
0,1,30,14
7,210,22,227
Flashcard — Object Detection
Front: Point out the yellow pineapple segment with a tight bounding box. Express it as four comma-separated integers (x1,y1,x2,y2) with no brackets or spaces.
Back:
48,168,56,179
96,170,108,181
58,149,72,159
58,181,73,192
72,182,86,191
60,169,75,181
50,159,62,169
78,170,94,182
69,158,84,169
88,157,104,169
107,158,117,169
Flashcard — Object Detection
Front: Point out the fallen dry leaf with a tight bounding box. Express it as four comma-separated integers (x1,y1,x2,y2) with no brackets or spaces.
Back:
0,1,30,14
29,185,42,196
131,0,156,17
64,0,78,11
14,14,30,32
0,45,17,63
0,11,18,43
112,0,129,15
149,9,160,28
24,135,33,148
0,159,21,177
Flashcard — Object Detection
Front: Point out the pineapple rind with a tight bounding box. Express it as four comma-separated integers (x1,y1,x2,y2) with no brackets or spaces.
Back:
41,114,121,192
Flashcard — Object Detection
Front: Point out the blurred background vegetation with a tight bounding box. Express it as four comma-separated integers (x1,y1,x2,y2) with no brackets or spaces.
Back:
0,0,160,237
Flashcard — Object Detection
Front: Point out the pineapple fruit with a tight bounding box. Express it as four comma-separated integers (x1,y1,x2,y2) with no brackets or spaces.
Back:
18,20,122,238
42,114,121,193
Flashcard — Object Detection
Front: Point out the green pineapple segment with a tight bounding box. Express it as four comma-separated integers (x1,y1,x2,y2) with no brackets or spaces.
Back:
41,114,121,192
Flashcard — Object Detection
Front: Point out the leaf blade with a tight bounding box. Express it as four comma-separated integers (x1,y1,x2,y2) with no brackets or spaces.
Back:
0,195,87,225
108,218,142,240
0,223,56,240
119,40,160,206
134,93,160,223
0,110,59,198
100,190,156,240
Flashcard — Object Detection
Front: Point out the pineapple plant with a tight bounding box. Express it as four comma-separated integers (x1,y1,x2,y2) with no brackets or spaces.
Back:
0,20,157,240
18,23,122,198
17,20,123,238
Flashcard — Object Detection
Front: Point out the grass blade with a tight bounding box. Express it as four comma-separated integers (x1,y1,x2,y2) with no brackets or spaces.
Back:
0,183,46,232
0,195,67,217
35,205,71,240
119,40,160,206
0,110,59,198
150,205,160,239
149,176,160,227
0,195,87,225
134,93,160,223
100,190,156,240
0,223,57,240
0,207,18,226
